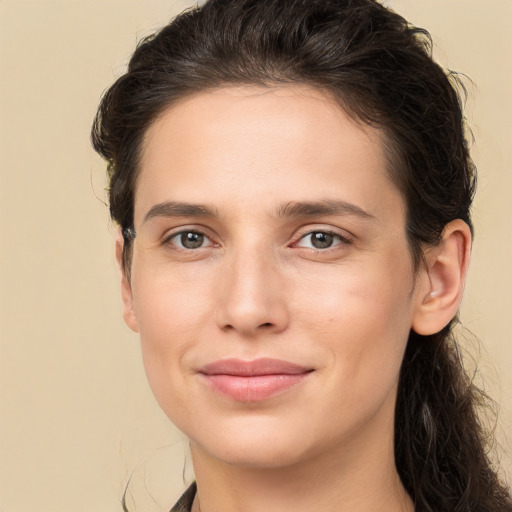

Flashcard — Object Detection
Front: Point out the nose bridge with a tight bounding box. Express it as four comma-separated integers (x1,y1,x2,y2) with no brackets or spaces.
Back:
216,240,289,335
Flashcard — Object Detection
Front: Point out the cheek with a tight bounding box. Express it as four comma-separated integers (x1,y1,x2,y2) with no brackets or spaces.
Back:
296,253,414,328
294,255,415,384
132,259,213,336
129,265,215,409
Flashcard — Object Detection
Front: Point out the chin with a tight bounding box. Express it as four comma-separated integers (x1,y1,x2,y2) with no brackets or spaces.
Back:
200,441,309,469
189,418,315,469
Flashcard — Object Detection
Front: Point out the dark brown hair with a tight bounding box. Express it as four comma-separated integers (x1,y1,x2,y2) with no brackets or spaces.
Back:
92,0,511,510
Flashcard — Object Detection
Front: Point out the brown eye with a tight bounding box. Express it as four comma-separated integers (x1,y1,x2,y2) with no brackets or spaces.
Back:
181,232,204,248
310,232,334,249
167,230,210,249
295,230,349,250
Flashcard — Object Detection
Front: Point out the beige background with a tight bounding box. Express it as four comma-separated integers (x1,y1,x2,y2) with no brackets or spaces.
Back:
0,1,510,510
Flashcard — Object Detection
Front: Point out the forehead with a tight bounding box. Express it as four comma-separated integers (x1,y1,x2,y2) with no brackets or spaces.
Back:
135,85,403,226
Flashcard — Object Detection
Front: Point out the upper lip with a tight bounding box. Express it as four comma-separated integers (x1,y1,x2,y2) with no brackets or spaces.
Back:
199,358,313,377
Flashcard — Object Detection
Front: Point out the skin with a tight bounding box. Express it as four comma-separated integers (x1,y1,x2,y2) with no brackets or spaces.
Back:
117,85,471,512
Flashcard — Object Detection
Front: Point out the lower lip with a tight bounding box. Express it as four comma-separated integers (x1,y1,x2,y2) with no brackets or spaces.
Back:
200,373,311,402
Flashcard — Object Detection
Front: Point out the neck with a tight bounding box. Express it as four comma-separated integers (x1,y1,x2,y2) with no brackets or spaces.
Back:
189,413,413,512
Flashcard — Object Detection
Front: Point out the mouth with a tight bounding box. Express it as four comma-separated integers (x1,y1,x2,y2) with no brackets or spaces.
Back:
198,358,314,402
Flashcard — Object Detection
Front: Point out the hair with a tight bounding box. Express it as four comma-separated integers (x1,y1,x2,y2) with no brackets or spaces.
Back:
91,0,511,510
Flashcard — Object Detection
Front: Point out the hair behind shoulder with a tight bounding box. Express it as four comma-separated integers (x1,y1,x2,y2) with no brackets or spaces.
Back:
397,328,511,511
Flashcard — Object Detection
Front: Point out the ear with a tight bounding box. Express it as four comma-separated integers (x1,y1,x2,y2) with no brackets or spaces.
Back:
412,219,472,336
115,228,139,333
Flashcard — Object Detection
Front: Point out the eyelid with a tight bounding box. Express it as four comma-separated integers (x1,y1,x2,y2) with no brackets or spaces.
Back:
292,225,353,242
161,226,219,250
158,224,352,252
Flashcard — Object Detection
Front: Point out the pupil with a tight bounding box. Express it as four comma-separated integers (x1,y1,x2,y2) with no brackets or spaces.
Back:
311,232,333,249
181,232,204,249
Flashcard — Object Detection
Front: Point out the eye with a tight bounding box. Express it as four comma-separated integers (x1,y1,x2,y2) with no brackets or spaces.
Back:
295,230,348,250
165,230,212,250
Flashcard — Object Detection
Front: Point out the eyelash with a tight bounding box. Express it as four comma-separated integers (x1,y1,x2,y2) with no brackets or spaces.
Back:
292,230,352,251
163,229,218,251
162,228,352,253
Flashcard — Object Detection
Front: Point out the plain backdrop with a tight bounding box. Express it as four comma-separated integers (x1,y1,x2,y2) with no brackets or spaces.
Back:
0,1,510,511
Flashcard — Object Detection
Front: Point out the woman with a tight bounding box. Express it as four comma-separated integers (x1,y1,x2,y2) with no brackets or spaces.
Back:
91,0,512,510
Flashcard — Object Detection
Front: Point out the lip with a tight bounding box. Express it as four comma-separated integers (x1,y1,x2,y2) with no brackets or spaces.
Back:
198,358,314,402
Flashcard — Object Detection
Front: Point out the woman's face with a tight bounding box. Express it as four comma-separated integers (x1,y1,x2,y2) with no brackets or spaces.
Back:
122,85,426,468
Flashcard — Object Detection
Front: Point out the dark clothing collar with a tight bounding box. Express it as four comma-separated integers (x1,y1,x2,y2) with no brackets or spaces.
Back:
170,482,197,512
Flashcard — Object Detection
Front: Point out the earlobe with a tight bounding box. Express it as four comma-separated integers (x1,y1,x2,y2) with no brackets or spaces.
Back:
115,228,140,333
412,219,472,336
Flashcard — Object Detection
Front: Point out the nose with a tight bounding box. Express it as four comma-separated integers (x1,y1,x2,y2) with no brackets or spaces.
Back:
215,247,290,337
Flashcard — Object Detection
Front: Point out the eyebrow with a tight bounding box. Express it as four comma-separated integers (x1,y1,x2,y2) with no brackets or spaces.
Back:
142,201,218,224
141,199,375,225
276,200,375,221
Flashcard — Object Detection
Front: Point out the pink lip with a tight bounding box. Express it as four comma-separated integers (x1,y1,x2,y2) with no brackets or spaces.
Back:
198,358,313,402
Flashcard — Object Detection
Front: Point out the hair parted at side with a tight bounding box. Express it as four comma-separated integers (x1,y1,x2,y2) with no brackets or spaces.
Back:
91,0,512,510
